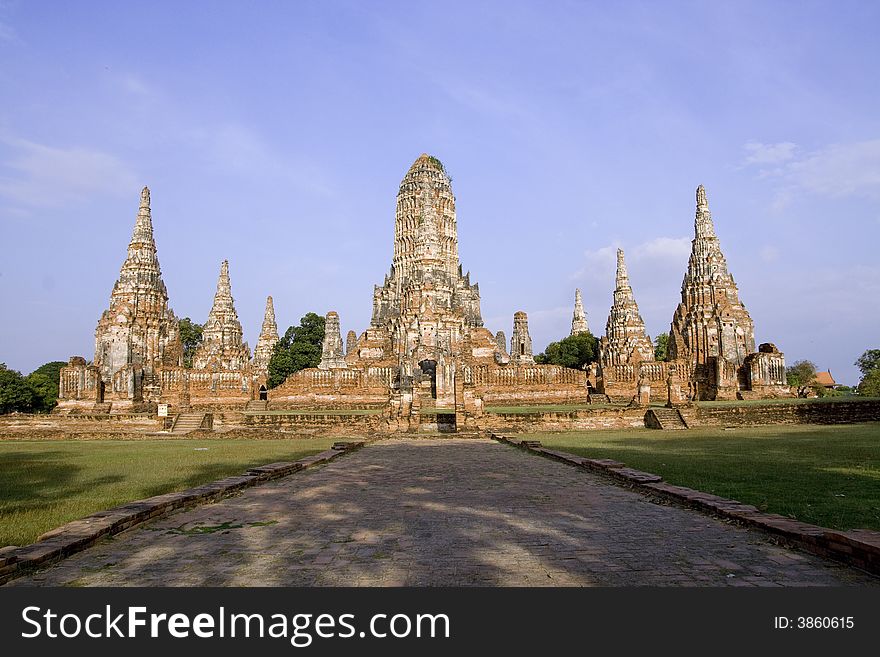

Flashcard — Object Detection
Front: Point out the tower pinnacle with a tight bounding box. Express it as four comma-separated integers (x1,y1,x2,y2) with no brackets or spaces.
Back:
129,185,155,246
694,184,717,239
571,288,589,335
615,248,629,288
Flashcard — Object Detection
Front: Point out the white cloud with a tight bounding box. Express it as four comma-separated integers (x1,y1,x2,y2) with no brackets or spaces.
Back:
743,139,880,201
631,236,691,263
786,140,880,198
743,140,798,166
574,236,689,283
0,137,139,208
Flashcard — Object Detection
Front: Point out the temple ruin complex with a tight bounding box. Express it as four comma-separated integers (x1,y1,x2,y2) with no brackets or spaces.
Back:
56,158,789,426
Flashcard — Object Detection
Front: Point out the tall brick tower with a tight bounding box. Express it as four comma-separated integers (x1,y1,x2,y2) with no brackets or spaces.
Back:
669,185,757,398
92,187,182,395
193,260,251,371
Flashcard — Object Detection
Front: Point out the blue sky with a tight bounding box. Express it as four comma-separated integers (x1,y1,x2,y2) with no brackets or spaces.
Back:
1,1,878,385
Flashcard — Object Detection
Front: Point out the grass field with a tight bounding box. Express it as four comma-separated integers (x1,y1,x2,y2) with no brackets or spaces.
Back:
522,423,880,531
0,438,337,547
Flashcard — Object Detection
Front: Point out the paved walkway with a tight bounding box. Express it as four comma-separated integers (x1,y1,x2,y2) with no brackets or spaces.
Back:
9,438,878,586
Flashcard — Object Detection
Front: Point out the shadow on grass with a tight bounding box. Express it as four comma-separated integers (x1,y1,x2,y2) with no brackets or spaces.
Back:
0,450,124,513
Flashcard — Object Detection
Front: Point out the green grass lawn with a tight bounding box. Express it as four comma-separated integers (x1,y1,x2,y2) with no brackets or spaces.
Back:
0,438,337,547
522,423,880,532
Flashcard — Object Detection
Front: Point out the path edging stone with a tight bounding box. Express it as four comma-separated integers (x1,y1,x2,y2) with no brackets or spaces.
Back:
489,432,880,576
0,442,364,585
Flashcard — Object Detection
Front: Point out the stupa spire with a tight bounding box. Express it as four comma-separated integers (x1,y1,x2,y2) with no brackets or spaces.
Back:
129,186,155,246
318,311,347,369
694,184,717,239
252,295,279,376
571,288,589,335
192,260,250,370
615,248,630,288
95,186,180,379
669,185,755,368
600,248,654,367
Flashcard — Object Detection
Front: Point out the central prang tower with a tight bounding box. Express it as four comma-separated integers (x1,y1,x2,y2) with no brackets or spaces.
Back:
351,154,499,406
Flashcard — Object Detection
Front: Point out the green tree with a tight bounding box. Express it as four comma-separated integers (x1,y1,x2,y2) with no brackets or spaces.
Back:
267,312,326,388
855,349,880,377
179,317,204,368
0,363,36,414
786,360,819,397
654,333,669,361
535,332,599,369
26,361,66,412
858,369,880,397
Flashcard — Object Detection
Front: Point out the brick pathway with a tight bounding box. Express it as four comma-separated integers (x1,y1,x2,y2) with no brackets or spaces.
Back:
8,438,878,586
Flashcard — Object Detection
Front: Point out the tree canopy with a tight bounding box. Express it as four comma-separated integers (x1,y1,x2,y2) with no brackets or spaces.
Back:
786,360,819,397
858,370,880,398
855,349,880,377
535,332,599,370
856,348,880,397
0,361,68,414
26,361,66,412
179,317,204,368
654,333,669,362
267,312,326,388
0,363,35,414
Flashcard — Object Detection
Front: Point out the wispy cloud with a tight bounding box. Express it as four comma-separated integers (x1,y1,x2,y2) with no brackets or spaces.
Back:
743,140,798,166
180,122,335,197
743,139,880,204
118,73,155,98
631,236,691,263
0,137,139,209
572,236,690,284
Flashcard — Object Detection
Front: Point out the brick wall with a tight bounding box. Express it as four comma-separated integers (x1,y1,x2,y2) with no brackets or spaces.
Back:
690,400,880,427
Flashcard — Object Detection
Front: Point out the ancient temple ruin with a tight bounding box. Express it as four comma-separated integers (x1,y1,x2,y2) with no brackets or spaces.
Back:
57,187,182,413
251,295,279,379
318,311,347,370
509,312,535,366
56,160,788,423
56,189,267,413
597,249,665,400
667,186,787,400
271,154,587,428
192,260,251,371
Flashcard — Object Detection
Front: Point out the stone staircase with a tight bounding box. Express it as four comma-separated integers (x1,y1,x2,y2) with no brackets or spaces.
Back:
645,407,688,430
245,400,268,412
170,412,209,435
91,402,112,414
587,394,611,404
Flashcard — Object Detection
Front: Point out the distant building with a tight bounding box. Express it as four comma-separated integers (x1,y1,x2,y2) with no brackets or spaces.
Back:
814,371,838,389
